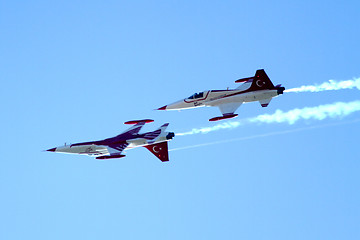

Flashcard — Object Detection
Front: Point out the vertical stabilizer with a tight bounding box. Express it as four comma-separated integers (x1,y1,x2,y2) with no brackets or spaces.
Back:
249,69,275,91
144,142,169,162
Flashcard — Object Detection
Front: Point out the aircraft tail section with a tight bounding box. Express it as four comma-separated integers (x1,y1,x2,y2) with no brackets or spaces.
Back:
143,123,169,140
249,69,275,91
144,141,169,162
158,123,170,131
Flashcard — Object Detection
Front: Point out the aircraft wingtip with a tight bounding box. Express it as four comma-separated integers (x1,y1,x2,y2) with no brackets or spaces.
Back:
124,119,154,125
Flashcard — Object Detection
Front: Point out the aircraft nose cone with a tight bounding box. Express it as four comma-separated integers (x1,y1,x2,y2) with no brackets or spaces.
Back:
157,105,167,110
47,147,57,152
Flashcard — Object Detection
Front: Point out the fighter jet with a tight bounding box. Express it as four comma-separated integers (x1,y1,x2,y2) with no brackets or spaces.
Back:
46,119,175,162
157,69,285,121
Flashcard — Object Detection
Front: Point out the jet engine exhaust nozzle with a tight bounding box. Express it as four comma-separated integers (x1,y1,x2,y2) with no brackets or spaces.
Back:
277,87,285,95
166,132,175,140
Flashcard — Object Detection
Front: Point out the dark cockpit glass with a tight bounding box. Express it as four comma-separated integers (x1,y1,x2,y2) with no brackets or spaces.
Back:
188,92,204,99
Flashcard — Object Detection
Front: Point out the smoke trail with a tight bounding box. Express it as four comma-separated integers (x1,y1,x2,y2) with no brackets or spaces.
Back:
286,78,360,93
177,100,360,136
170,118,360,152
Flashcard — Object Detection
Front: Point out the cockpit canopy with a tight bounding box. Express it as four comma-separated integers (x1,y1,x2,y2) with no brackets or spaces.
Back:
188,92,204,99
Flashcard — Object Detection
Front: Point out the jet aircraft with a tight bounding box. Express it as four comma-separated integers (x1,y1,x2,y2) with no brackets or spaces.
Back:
46,119,175,162
157,69,285,121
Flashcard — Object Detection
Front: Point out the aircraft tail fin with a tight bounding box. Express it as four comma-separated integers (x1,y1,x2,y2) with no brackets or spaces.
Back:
249,69,275,91
144,141,169,162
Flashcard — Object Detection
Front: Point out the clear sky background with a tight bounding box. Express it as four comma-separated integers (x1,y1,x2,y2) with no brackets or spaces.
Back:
1,1,359,239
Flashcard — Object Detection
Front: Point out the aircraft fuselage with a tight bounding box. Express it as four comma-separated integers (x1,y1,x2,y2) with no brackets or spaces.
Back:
51,134,173,156
163,88,281,110
46,120,175,161
157,69,285,121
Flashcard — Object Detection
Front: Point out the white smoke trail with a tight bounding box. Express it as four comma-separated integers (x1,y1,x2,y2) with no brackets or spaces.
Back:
170,118,360,152
177,100,360,136
286,78,360,93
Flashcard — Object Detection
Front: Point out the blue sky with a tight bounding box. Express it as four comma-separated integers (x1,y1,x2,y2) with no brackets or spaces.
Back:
1,1,359,239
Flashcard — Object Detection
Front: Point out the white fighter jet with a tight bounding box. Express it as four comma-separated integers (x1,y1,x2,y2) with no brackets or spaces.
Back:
46,119,175,162
157,69,285,121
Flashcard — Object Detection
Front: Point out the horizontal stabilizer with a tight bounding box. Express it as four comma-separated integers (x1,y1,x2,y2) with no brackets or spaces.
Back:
235,77,254,83
143,123,170,140
236,69,275,91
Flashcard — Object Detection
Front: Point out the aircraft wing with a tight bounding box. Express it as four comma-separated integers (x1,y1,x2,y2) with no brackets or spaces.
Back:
208,102,242,121
144,141,169,162
218,102,242,115
96,143,128,160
